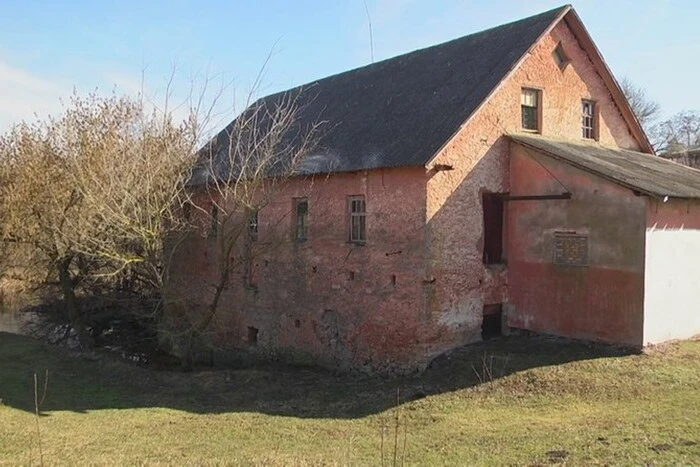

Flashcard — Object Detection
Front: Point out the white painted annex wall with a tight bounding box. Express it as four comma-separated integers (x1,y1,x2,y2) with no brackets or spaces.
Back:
644,226,700,344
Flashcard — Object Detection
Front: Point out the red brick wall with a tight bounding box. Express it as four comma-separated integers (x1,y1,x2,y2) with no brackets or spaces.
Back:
425,20,645,349
647,198,700,230
168,167,437,372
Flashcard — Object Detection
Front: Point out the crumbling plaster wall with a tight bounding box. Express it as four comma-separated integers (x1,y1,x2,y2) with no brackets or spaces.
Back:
507,145,646,346
426,20,643,347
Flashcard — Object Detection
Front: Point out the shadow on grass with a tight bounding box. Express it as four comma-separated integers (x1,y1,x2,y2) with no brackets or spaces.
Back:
0,331,635,419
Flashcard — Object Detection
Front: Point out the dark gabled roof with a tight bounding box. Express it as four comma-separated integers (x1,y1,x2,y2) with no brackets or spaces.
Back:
510,134,700,199
201,6,569,180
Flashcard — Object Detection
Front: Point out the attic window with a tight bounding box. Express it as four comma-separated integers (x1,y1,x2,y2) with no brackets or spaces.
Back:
552,43,569,70
521,88,541,132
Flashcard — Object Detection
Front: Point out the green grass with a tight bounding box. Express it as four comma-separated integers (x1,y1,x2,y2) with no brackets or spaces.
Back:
1,332,699,465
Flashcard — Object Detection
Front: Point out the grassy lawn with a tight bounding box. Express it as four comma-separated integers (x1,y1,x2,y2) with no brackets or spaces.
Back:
1,332,699,466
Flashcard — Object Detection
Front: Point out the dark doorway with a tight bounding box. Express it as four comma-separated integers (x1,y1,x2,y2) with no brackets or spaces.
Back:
482,304,503,339
482,193,505,264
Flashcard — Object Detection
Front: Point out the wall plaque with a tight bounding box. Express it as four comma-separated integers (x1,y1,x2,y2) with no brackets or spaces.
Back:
553,232,588,266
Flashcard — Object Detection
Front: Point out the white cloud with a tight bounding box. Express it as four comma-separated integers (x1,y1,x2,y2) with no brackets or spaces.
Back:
0,59,215,133
0,59,69,132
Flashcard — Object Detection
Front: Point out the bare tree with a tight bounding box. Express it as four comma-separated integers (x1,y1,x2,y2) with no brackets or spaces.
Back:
619,77,700,154
0,61,322,367
0,92,202,348
619,76,661,135
0,115,103,347
655,110,700,154
65,95,199,298
166,86,323,369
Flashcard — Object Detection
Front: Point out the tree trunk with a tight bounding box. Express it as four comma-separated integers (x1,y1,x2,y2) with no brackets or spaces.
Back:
179,265,230,371
57,257,93,350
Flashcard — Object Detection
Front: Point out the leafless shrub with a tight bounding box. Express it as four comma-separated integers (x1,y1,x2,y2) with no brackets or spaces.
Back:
619,77,661,135
471,353,511,384
166,78,324,368
0,89,204,349
379,389,408,466
0,59,322,368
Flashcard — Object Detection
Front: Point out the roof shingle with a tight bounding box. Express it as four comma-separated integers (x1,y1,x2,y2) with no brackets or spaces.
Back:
201,6,569,180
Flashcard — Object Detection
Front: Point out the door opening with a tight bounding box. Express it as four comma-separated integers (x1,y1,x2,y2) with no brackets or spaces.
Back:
482,304,503,339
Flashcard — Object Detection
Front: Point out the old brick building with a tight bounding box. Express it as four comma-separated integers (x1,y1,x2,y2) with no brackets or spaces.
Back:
168,5,700,372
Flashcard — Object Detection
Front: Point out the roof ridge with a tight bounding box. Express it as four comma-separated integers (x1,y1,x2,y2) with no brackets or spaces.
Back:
198,5,572,182
261,5,571,102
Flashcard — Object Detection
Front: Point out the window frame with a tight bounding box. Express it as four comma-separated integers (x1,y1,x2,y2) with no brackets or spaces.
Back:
552,42,570,70
581,99,598,140
521,87,542,133
348,195,366,245
247,208,258,242
293,197,309,242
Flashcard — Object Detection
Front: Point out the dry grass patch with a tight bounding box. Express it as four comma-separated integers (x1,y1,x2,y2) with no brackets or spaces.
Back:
1,332,699,465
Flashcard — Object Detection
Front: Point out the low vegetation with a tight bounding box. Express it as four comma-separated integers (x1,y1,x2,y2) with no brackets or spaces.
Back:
0,85,319,366
1,332,698,465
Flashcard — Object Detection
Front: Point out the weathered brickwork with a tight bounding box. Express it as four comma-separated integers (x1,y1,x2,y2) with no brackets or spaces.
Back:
167,20,648,372
168,168,438,372
424,20,643,355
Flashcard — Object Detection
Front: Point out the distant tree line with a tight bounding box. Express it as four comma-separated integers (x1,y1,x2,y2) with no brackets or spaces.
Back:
620,77,700,154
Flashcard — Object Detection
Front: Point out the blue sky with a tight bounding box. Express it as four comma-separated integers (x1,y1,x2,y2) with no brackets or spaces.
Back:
0,0,698,131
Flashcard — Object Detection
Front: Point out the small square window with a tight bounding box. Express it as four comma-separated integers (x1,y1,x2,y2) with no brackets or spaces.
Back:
248,209,258,241
552,43,569,70
294,198,308,242
582,100,597,140
521,88,541,132
348,195,366,244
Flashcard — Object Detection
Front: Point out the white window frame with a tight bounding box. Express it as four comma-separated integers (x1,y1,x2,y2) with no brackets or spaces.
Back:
582,99,597,140
521,88,542,132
